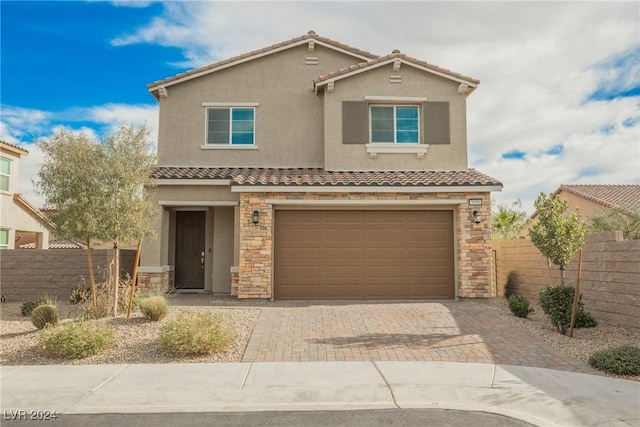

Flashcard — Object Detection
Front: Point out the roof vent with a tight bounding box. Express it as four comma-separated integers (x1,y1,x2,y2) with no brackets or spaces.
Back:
308,30,316,35
392,49,401,54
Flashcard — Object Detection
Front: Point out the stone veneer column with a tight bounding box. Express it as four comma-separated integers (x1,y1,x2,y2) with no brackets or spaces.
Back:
456,193,493,298
238,193,273,299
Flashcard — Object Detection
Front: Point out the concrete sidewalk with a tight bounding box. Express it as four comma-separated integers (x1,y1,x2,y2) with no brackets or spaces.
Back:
1,362,638,427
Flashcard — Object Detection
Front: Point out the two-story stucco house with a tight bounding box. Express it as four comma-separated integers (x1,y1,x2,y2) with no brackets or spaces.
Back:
139,32,502,300
0,140,50,249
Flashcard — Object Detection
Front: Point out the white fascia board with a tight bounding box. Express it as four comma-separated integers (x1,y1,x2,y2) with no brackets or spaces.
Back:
149,39,373,92
158,200,238,207
232,185,502,193
265,199,467,206
316,58,478,89
157,179,231,186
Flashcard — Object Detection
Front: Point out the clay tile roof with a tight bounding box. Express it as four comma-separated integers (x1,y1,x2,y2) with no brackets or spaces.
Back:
314,51,480,86
0,140,29,155
20,239,87,250
152,167,502,188
559,184,640,212
147,31,378,91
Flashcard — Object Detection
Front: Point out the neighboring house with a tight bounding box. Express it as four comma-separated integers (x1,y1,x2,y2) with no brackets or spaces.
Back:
529,184,640,221
0,141,50,249
140,31,502,300
19,238,86,249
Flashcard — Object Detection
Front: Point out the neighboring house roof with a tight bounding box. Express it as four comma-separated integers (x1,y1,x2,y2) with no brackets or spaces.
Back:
147,31,378,96
314,51,479,93
556,184,640,212
147,31,479,98
152,167,502,188
20,238,86,249
13,194,53,227
0,140,29,156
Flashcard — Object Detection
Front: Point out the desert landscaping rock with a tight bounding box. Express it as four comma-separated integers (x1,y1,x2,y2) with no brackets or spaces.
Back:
0,302,260,365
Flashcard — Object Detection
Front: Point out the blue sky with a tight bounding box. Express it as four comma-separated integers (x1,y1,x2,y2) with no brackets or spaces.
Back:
1,1,639,213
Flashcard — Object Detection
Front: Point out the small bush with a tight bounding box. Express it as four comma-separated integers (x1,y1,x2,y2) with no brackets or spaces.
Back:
589,346,640,376
139,296,169,321
576,310,598,328
70,284,90,304
21,296,56,317
508,295,534,318
38,321,114,359
31,304,59,329
538,285,596,334
159,310,233,356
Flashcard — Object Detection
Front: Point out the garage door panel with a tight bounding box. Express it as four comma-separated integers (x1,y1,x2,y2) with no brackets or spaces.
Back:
275,210,454,300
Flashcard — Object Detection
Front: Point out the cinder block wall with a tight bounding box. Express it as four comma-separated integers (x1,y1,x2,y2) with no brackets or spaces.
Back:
494,232,640,329
0,249,136,302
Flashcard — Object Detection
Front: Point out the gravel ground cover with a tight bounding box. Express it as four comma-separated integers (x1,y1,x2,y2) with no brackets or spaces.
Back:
476,297,640,382
0,302,260,365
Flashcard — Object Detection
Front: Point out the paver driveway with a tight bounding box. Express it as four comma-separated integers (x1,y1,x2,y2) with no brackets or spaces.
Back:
171,295,596,374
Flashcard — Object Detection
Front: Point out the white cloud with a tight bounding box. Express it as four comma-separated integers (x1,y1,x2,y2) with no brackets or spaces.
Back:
1,103,159,207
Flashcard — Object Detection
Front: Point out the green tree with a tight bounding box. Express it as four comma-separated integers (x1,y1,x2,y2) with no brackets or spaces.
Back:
491,199,527,241
528,192,587,284
37,131,106,318
587,203,640,240
37,124,158,317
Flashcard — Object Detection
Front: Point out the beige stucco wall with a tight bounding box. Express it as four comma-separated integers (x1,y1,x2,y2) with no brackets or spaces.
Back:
156,44,366,168
555,190,607,219
323,65,468,171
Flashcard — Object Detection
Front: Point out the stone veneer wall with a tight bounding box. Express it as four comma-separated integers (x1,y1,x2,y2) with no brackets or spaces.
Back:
137,271,172,293
238,191,493,299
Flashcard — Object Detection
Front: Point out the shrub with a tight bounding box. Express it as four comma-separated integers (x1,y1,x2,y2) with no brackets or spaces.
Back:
159,310,233,356
31,304,59,329
508,295,534,318
70,284,90,304
588,346,640,376
21,296,56,317
538,285,596,334
79,276,141,318
139,296,169,321
38,321,114,359
576,310,598,328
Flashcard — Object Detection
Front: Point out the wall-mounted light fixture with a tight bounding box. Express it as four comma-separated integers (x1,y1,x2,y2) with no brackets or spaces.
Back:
472,210,481,224
252,210,260,225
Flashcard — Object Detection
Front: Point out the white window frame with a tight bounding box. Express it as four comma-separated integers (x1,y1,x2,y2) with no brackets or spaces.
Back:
201,102,259,149
369,104,420,144
0,229,9,249
0,157,11,193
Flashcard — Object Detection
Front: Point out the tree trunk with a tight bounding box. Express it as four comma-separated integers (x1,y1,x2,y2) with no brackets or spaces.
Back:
559,265,565,286
113,243,120,317
85,241,99,319
127,241,142,318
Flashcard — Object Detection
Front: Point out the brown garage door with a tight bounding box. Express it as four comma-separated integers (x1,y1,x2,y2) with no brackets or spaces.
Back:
274,210,454,300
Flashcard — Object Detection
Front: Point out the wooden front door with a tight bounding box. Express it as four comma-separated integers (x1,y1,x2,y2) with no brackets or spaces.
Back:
175,211,205,289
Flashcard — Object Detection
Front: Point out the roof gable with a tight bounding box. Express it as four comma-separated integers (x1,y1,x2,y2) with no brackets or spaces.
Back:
147,31,378,98
313,51,479,94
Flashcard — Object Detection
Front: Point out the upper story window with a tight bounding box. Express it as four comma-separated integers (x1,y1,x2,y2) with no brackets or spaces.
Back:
207,107,255,145
0,229,9,249
370,105,419,143
0,157,11,192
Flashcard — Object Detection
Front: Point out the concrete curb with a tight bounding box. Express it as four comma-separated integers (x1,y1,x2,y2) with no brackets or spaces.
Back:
1,362,638,427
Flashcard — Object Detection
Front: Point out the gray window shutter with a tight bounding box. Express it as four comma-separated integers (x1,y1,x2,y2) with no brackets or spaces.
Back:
342,101,368,144
424,101,450,145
